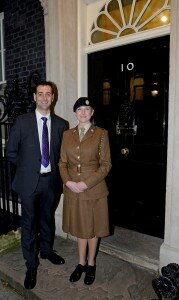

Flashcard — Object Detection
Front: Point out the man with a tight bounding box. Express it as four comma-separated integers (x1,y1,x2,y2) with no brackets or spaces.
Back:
7,81,69,289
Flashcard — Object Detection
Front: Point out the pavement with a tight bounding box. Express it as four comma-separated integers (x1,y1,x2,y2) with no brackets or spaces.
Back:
0,278,25,300
0,227,161,300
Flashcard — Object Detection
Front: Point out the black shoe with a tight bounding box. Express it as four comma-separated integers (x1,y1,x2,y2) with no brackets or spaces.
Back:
40,251,65,265
84,265,96,285
70,264,86,282
24,269,37,289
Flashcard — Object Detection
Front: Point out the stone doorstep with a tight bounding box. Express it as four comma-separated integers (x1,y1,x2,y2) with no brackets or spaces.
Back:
100,226,163,272
100,243,159,271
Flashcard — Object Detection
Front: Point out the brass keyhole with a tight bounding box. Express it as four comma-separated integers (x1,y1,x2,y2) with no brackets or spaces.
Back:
121,147,129,156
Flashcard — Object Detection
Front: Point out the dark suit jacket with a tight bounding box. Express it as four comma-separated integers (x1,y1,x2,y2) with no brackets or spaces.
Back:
7,112,69,197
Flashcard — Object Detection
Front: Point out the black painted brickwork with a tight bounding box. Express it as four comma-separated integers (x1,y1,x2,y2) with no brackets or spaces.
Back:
3,0,46,84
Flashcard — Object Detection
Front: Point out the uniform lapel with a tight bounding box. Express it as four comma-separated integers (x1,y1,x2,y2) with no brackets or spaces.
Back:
73,125,95,142
82,125,95,142
73,126,80,142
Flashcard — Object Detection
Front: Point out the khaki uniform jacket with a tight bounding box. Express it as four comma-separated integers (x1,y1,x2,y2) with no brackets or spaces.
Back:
59,125,112,200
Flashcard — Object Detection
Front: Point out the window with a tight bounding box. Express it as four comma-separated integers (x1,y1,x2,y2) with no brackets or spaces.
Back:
0,12,5,84
89,0,171,45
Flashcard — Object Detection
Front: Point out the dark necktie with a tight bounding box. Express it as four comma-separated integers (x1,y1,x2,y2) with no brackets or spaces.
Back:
41,117,49,167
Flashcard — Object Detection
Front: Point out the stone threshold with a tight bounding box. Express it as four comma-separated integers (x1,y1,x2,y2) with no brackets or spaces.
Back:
100,226,163,272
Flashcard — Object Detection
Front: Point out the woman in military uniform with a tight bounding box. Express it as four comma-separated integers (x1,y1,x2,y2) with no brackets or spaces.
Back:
59,97,112,285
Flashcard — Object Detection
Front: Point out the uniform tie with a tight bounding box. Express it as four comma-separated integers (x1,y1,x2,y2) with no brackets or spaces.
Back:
41,117,49,167
79,127,85,141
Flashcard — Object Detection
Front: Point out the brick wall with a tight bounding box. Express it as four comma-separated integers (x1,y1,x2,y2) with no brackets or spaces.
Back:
3,0,46,85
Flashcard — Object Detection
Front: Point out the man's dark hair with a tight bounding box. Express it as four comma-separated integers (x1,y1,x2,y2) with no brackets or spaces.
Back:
34,81,54,94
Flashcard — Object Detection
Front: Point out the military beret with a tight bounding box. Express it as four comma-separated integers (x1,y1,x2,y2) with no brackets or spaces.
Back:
73,97,94,112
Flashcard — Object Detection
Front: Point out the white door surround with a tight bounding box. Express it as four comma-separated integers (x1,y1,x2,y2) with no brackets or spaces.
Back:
40,0,179,270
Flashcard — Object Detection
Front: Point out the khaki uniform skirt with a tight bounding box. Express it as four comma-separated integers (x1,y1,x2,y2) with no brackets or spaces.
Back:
62,196,109,239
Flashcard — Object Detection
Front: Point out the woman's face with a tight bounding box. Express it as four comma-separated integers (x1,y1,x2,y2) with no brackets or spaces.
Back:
75,106,94,125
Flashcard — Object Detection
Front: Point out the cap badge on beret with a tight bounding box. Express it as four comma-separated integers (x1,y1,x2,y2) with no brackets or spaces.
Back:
73,97,93,112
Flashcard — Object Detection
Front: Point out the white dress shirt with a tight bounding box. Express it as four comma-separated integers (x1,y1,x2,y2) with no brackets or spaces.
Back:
36,110,51,173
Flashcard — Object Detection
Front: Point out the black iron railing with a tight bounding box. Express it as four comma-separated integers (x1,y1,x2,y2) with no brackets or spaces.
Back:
0,71,41,234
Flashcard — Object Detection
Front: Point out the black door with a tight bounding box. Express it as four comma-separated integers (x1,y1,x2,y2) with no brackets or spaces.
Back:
88,35,169,238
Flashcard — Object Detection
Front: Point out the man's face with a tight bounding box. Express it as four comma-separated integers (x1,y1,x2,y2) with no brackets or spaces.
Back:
33,85,54,114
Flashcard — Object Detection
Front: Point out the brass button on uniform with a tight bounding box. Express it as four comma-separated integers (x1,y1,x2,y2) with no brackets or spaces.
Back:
77,164,81,173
